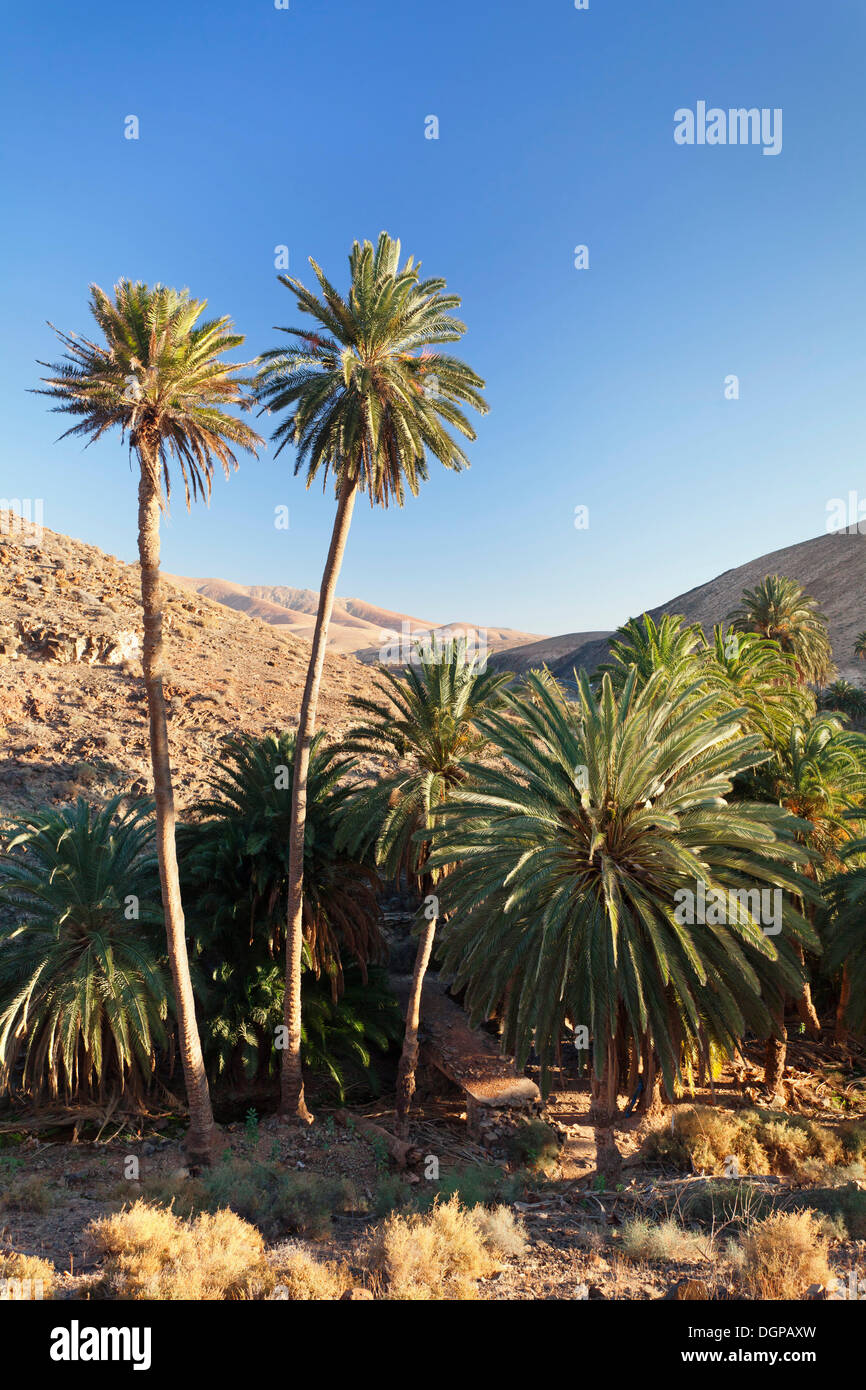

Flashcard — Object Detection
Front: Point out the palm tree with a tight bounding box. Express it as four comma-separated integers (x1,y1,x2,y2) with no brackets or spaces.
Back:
0,798,168,1101
37,281,262,1163
597,613,705,694
817,679,866,721
824,833,866,1037
727,575,835,686
254,234,487,1120
706,625,813,746
338,639,512,1135
180,730,383,1000
427,669,819,1175
748,717,866,1064
855,632,866,661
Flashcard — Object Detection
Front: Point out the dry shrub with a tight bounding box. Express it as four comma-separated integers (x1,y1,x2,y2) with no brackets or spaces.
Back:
470,1204,528,1261
86,1200,273,1301
646,1106,850,1178
269,1245,353,1301
0,1175,55,1214
646,1107,768,1174
0,1251,56,1299
760,1118,843,1175
738,1211,832,1300
620,1216,707,1264
367,1195,520,1300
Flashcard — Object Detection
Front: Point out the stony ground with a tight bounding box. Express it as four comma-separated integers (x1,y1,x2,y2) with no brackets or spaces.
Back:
2,1045,864,1302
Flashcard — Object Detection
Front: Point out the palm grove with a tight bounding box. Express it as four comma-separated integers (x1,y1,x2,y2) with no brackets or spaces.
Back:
2,235,863,1170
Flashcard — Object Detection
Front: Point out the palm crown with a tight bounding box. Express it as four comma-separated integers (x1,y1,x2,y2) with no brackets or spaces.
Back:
0,797,167,1100
254,233,487,505
727,575,834,686
37,279,261,504
428,669,819,1094
338,641,512,882
181,731,382,988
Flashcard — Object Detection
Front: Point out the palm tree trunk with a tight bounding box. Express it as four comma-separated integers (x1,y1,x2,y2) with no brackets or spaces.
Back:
835,965,851,1048
590,1037,622,1182
794,943,821,1039
280,476,359,1120
395,907,438,1139
763,993,787,1097
136,451,215,1166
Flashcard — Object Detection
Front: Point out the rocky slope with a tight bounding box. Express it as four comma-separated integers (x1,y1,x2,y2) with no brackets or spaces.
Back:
0,511,386,819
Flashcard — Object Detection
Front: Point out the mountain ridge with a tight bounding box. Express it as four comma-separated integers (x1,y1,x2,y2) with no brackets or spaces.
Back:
490,530,866,682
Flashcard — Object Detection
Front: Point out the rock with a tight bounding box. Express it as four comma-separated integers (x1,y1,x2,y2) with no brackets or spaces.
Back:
15,618,140,667
805,1283,827,1300
170,1167,191,1181
587,1284,606,1300
340,1288,374,1300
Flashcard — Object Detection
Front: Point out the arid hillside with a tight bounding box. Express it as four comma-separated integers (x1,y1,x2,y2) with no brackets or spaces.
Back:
168,574,545,661
494,530,866,681
0,512,387,819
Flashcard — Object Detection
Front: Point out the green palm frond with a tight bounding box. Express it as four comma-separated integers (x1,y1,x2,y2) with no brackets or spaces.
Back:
180,730,383,992
426,669,820,1096
727,575,835,687
255,233,487,506
0,797,168,1100
337,639,513,883
36,279,262,507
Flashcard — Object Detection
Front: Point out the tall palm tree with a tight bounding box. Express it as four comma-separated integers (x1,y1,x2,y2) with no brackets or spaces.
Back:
0,797,167,1102
36,281,261,1163
428,669,818,1174
338,639,512,1135
254,234,487,1120
854,632,866,661
727,575,835,686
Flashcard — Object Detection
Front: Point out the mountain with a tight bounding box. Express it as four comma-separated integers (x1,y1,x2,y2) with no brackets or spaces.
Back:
491,530,866,682
166,574,545,661
0,512,392,818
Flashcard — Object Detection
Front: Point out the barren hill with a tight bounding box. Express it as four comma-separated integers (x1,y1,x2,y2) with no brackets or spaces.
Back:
0,513,389,819
167,574,544,661
492,531,866,683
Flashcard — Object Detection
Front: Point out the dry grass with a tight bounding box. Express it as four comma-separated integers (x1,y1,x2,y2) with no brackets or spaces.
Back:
367,1195,524,1301
470,1204,529,1261
738,1210,832,1300
0,1250,56,1298
269,1245,354,1301
86,1200,274,1301
619,1216,708,1264
646,1105,856,1178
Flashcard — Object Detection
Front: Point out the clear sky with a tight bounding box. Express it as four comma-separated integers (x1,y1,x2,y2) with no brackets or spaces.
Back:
1,0,864,637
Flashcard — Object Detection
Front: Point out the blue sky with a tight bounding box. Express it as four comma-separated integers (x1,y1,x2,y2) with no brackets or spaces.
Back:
2,0,864,636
